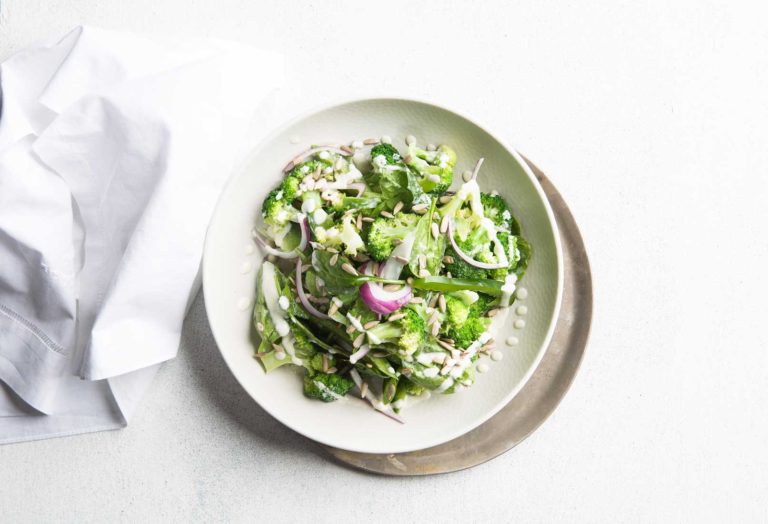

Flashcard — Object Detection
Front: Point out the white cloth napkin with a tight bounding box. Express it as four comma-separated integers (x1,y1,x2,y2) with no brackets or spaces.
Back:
0,26,283,442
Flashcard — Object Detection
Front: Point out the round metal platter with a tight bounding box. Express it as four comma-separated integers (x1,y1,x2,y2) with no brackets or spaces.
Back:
324,158,593,475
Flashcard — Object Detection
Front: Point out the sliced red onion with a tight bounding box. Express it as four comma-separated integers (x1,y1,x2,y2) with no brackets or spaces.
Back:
447,220,507,270
295,258,330,319
360,279,412,315
283,145,352,173
297,215,311,252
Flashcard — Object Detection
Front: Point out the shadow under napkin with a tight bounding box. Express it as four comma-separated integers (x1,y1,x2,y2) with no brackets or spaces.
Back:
182,291,323,456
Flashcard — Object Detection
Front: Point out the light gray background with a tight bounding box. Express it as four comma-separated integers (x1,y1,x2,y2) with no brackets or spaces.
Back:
1,1,767,522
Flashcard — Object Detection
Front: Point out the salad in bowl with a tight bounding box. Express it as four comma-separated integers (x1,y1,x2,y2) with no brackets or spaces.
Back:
250,136,530,422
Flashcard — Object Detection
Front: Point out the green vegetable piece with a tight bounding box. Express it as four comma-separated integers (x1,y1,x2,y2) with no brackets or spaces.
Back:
367,212,419,261
411,276,504,296
302,372,354,402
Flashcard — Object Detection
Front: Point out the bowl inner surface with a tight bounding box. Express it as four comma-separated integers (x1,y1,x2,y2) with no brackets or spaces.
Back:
203,98,562,454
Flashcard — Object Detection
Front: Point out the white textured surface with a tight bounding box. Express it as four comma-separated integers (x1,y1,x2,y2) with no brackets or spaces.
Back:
1,1,767,522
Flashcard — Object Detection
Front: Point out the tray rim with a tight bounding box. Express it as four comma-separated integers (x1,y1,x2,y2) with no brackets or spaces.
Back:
323,157,593,475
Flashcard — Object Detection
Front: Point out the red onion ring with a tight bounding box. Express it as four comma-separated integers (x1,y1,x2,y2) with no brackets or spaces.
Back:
295,258,330,320
283,145,352,173
447,220,507,270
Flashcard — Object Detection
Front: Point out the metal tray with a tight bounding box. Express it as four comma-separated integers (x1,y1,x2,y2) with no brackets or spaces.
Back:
324,158,593,475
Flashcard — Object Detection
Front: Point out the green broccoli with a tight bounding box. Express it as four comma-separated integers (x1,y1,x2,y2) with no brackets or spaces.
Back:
405,144,456,194
443,247,487,280
366,308,426,355
292,329,316,360
371,143,403,165
302,372,354,402
367,212,420,261
443,295,470,327
469,293,495,317
308,353,336,374
445,316,489,349
479,192,514,230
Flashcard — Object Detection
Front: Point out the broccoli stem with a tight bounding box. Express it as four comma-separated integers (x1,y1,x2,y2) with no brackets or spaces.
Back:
410,276,504,296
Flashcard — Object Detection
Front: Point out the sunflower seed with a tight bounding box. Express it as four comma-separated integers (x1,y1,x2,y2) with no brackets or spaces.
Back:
362,216,374,223
432,212,440,221
437,339,455,351
419,269,430,278
363,320,380,329
388,312,406,321
431,321,440,337
360,382,369,399
419,254,426,270
428,294,438,308
334,158,344,171
372,351,388,358
443,255,454,264
440,338,455,345
328,301,339,316
380,210,394,219
431,222,439,239
356,214,363,229
487,308,500,317
412,203,428,213
272,343,284,352
428,312,439,326
313,166,323,179
346,324,356,334
329,253,339,266
353,332,366,348
439,195,452,204
393,201,404,214
341,263,358,276
395,255,410,265
363,138,380,145
438,294,447,312
409,297,424,304
406,277,414,285
383,284,402,292
326,367,337,374
401,367,412,376
440,215,450,234
340,145,354,155
322,354,329,372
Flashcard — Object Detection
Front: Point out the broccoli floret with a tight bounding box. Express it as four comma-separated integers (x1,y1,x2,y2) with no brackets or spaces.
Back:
339,214,365,256
480,192,513,230
261,186,299,226
308,353,336,374
366,308,426,355
367,212,420,261
405,144,456,194
443,296,470,327
292,329,316,360
443,246,487,280
371,143,402,165
302,372,354,402
445,316,489,349
469,293,494,317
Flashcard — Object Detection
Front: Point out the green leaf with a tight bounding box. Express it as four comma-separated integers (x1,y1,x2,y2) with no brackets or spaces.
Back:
379,168,431,209
311,250,359,296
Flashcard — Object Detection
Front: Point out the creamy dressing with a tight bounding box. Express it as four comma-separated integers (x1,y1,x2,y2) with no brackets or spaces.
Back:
505,336,519,346
500,273,518,306
278,296,289,311
261,262,290,337
241,261,253,274
516,287,528,299
479,217,509,266
490,350,503,362
514,319,526,329
237,297,251,311
516,305,528,315
477,363,490,373
244,243,255,255
282,335,303,366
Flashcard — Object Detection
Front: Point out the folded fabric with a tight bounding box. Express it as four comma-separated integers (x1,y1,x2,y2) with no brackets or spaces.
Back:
0,26,283,443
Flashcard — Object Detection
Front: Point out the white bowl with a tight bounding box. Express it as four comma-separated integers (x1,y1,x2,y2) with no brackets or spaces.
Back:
203,98,563,454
